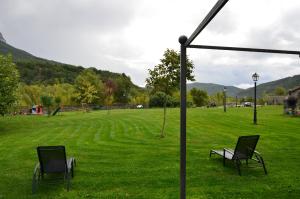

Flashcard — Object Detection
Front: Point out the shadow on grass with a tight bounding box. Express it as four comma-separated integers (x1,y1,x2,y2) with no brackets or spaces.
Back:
33,174,72,196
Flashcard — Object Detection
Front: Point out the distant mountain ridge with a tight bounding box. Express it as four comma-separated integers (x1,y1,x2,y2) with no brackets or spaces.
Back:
237,75,300,98
187,82,243,97
188,75,300,98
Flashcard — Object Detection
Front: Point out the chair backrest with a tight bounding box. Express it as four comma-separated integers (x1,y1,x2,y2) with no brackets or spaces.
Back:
232,135,260,160
37,146,67,174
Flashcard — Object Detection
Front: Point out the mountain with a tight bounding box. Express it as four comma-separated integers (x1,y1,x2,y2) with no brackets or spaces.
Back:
0,33,138,87
237,75,300,98
187,82,243,97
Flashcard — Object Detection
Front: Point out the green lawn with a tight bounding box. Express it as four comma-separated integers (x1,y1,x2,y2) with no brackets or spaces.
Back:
0,106,299,199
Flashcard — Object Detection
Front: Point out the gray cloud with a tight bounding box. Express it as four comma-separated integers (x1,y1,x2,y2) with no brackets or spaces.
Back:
0,0,139,57
206,8,237,34
244,8,300,49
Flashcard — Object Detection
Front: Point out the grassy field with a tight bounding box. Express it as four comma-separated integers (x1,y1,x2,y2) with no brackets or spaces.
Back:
0,106,299,199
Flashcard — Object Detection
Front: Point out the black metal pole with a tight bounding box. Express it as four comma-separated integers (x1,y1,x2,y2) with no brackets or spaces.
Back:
236,96,238,107
185,0,229,46
179,35,187,199
254,82,257,124
223,90,226,112
188,44,300,56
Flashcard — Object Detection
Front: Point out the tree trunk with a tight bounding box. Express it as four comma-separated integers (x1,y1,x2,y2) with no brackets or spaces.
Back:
160,94,167,138
47,107,50,117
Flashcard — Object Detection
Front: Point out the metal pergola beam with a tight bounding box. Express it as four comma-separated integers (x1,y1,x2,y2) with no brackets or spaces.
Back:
188,44,300,55
185,0,229,46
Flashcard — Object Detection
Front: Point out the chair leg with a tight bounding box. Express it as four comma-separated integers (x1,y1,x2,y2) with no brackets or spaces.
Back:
259,157,267,175
66,173,71,191
236,160,241,176
32,165,40,194
71,163,74,178
32,177,37,194
32,173,39,194
209,150,212,157
255,153,268,175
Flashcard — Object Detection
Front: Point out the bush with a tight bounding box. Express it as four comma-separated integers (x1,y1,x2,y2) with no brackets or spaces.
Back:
149,92,173,108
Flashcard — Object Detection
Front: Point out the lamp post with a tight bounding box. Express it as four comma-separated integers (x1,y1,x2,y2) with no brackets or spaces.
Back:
223,86,227,112
252,72,259,124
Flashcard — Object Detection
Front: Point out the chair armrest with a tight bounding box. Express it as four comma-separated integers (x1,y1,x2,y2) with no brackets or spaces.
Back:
254,150,261,155
253,150,264,159
224,148,234,154
67,157,76,170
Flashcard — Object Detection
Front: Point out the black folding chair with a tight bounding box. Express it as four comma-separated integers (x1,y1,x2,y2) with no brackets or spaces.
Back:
32,146,76,193
210,135,267,175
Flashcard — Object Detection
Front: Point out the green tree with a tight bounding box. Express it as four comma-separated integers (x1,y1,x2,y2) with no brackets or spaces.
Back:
149,92,173,107
114,73,132,104
40,95,53,116
210,92,224,106
274,86,286,96
18,83,77,107
173,90,193,108
146,49,194,137
54,96,62,107
190,88,209,107
131,93,149,107
74,69,104,111
0,54,20,116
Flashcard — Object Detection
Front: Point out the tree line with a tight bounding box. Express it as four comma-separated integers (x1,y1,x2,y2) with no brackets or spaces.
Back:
0,54,149,115
0,51,290,118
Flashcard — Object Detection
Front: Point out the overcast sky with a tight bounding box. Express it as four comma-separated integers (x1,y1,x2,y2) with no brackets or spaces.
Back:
1,0,300,88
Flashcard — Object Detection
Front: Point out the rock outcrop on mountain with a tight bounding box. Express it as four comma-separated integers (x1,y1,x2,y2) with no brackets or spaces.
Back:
0,32,6,43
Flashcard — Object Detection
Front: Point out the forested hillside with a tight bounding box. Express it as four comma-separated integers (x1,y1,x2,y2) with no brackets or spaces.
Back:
237,75,300,97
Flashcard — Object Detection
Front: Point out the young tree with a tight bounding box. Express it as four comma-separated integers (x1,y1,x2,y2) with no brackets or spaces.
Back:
190,88,209,107
146,49,194,137
0,54,19,116
74,69,104,111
